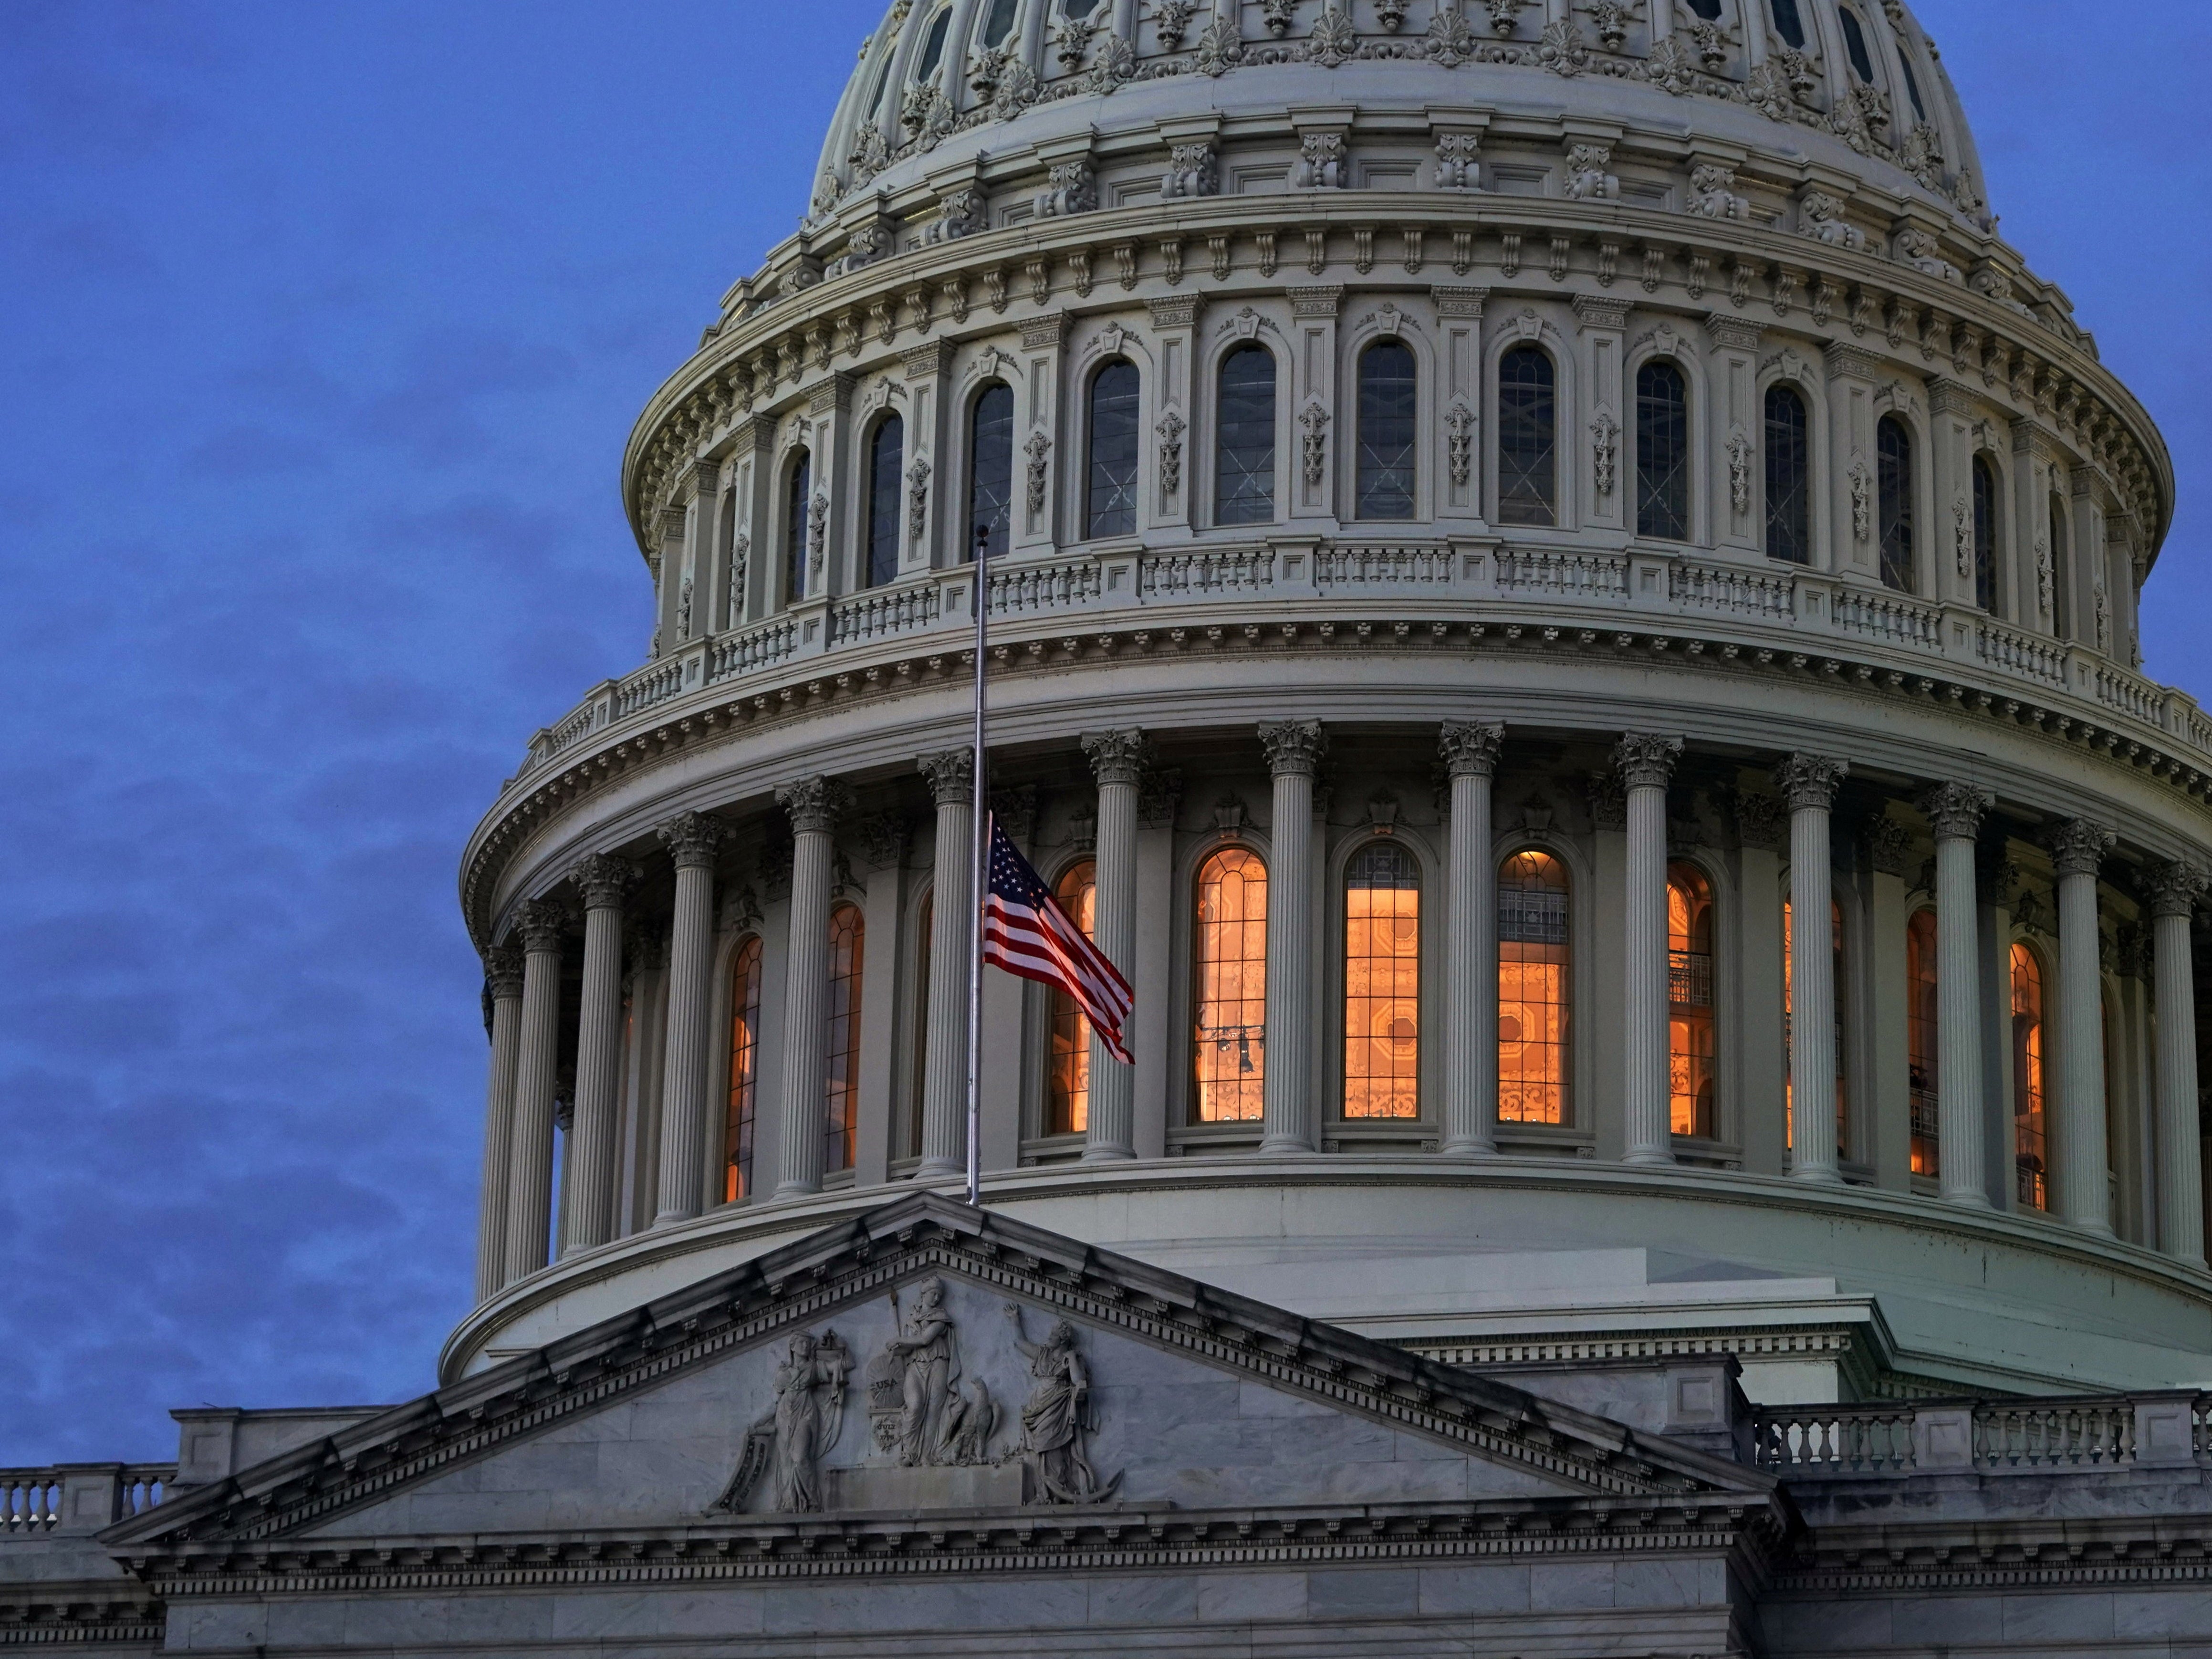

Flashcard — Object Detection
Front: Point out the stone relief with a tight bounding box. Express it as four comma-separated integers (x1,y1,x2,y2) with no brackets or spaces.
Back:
1034,161,1097,218
1562,142,1619,202
1293,133,1349,190
1005,1303,1122,1504
1445,403,1476,488
711,1329,852,1515
1434,132,1481,190
1024,430,1053,515
1589,0,1631,51
1156,409,1187,497
1896,228,1961,283
1591,410,1620,498
1685,163,1749,221
1150,0,1199,49
1299,402,1331,487
1160,141,1219,199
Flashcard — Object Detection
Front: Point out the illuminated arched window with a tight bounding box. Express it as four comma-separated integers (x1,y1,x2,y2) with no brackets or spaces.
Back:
824,904,866,1174
866,413,905,589
1636,360,1691,543
1086,360,1141,538
1047,860,1098,1136
1784,897,1848,1156
725,936,764,1202
1344,842,1419,1119
1878,416,1915,594
785,448,814,603
1216,345,1277,527
1497,347,1556,527
1192,847,1267,1122
2013,944,2048,1210
1668,863,1717,1139
968,383,1014,562
1499,849,1571,1124
1764,384,1811,565
1355,341,1417,521
1908,909,1940,1176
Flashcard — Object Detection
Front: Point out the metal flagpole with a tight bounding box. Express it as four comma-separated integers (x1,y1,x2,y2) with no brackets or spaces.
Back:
965,521,991,1207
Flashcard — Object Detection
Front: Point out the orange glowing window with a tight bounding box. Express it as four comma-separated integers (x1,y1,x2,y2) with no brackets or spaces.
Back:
725,937,764,1203
1344,842,1420,1119
824,905,865,1174
1907,909,1940,1177
1192,847,1267,1122
1668,864,1716,1139
1498,849,1570,1125
1047,860,1098,1136
2012,943,2047,1210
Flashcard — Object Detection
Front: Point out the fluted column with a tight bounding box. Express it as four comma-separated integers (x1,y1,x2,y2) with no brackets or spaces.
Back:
1920,784,1992,1207
1081,730,1146,1163
653,812,727,1226
916,749,975,1180
1617,734,1684,1165
474,947,525,1303
502,899,568,1283
774,777,850,1198
2147,862,2209,1266
561,854,636,1256
2047,817,2117,1234
1259,720,1326,1155
1440,722,1504,1156
1778,754,1850,1184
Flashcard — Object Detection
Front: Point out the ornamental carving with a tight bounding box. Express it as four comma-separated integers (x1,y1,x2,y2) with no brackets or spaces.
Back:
571,853,639,912
1434,132,1481,190
1150,0,1198,48
1156,409,1187,497
1482,0,1526,35
1686,18,1729,67
807,489,829,583
1260,0,1297,35
1727,428,1753,517
1082,728,1149,788
2042,817,2114,879
1613,733,1684,791
1732,792,1788,852
1260,719,1328,777
1646,34,1696,95
1161,142,1218,199
712,1329,851,1514
1534,19,1589,77
1590,0,1631,50
1299,402,1332,486
2145,862,2211,922
1897,228,1962,283
1446,402,1476,487
1686,164,1749,221
1051,12,1099,69
906,457,932,543
1005,1302,1121,1504
1865,815,1913,878
1034,161,1097,218
1798,190,1865,250
512,897,569,955
1439,721,1505,779
1194,15,1244,74
1591,410,1620,497
1562,142,1618,201
658,810,730,869
775,777,853,837
482,944,525,1001
727,532,750,627
1425,5,1476,63
919,747,974,808
1917,783,1990,842
1374,0,1408,31
1308,7,1358,67
2035,535,2053,617
1293,133,1349,190
1024,430,1053,514
921,187,984,244
1849,458,1873,542
1586,771,1627,832
1774,753,1850,813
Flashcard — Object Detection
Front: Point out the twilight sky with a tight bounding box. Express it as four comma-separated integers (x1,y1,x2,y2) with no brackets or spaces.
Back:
1,1,2207,1462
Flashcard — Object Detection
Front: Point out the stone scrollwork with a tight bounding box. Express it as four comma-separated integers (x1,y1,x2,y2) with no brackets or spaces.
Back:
1896,228,1962,283
1375,0,1408,31
1308,6,1358,67
1445,402,1476,488
1800,190,1866,250
1589,0,1631,50
1952,497,1971,581
807,490,829,584
1434,132,1481,190
1150,0,1198,49
1482,0,1525,35
1260,718,1329,777
2145,862,2211,921
2042,817,2115,879
1194,14,1243,75
656,810,730,870
1686,164,1749,222
1260,0,1298,36
1023,430,1053,515
1034,161,1097,219
1293,133,1349,190
1156,409,1187,497
1004,1302,1122,1505
1613,733,1685,791
1775,753,1850,813
1917,782,1991,842
1686,18,1729,68
2035,535,2053,618
1591,410,1620,498
1299,401,1331,487
1161,141,1219,200
1052,11,1099,70
1439,720,1505,779
712,1328,852,1514
907,457,932,543
922,187,985,245
1726,428,1753,517
1562,142,1618,202
1849,458,1873,542
571,853,639,912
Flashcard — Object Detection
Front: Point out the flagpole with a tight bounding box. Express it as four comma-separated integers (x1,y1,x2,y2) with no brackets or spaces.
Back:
966,521,991,1208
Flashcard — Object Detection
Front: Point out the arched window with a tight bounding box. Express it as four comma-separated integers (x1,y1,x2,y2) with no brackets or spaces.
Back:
1086,360,1140,538
785,449,813,603
1898,54,1929,124
725,936,764,1202
969,383,1014,562
1344,842,1420,1119
1972,454,1999,613
1838,6,1878,81
824,904,865,1175
1784,897,1848,1156
1192,847,1267,1122
1636,360,1690,542
980,0,1021,45
2012,942,2048,1210
1062,0,1101,14
2050,490,2072,636
1668,864,1717,1138
1770,0,1806,49
1907,909,1939,1177
866,414,904,589
1497,347,1556,527
1764,384,1811,565
913,7,953,82
1215,345,1277,526
1499,849,1571,1124
1047,859,1098,1136
1878,416,1915,594
1355,340,1417,520
1684,0,1721,17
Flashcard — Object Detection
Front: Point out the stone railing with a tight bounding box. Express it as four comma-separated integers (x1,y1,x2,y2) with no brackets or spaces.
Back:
1753,1393,2206,1478
0,1465,172,1536
506,539,2206,790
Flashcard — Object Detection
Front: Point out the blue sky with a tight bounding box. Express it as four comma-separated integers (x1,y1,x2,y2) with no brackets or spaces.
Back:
0,1,2206,1462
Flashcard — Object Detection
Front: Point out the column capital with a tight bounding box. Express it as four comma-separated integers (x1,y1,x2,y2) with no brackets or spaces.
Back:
2042,817,2116,879
1259,719,1328,778
656,810,730,869
1081,729,1150,787
1774,753,1850,814
773,777,853,837
511,898,568,955
2145,861,2211,921
918,747,975,806
1439,721,1505,780
570,854,639,912
483,945,526,999
1612,732,1684,791
1918,782,1992,842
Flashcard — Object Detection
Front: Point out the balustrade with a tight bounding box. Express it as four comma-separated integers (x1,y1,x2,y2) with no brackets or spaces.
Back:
0,1465,170,1535
1754,1395,2183,1477
1139,547,1273,597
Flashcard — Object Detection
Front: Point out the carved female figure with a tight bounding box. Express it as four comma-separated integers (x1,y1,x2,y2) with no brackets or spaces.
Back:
883,1276,961,1467
1003,1303,1118,1504
769,1330,850,1512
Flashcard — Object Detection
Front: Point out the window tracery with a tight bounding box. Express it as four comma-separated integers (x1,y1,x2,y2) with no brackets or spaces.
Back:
1193,847,1267,1122
1499,849,1571,1125
1343,842,1420,1119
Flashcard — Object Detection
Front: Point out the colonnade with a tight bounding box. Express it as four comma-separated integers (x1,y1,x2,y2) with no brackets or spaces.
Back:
474,727,2212,1304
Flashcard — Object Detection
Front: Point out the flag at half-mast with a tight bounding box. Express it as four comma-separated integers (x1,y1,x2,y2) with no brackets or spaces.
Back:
981,817,1134,1064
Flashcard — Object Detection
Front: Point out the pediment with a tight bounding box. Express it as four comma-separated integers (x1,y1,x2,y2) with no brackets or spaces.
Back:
106,1195,1767,1557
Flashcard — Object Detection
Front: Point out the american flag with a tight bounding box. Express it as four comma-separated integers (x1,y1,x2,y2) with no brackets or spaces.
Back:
981,817,1134,1064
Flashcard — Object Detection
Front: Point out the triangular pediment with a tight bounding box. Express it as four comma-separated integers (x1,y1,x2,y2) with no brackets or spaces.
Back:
106,1195,1768,1558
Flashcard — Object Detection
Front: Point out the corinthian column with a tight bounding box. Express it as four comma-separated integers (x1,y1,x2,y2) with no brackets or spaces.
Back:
1259,720,1326,1155
774,776,851,1198
2046,817,2118,1234
916,749,974,1180
1616,734,1684,1165
1777,753,1849,1184
562,854,636,1256
2147,862,2210,1266
1440,722,1504,1156
1080,730,1146,1163
1920,783,1992,1207
474,946,524,1303
502,899,568,1283
653,812,727,1226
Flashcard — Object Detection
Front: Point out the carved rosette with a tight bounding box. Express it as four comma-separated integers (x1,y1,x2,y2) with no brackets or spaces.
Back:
482,944,526,1001
657,810,732,870
1081,729,1150,789
918,747,976,807
1774,753,1850,814
1259,719,1328,778
511,898,569,956
775,777,853,838
1438,720,1505,780
2041,817,2115,880
2144,861,2211,922
571,853,639,913
1917,783,1991,843
1612,733,1684,793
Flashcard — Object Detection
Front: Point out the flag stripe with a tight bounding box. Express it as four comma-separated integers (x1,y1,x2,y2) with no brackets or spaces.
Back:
979,819,1133,1064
